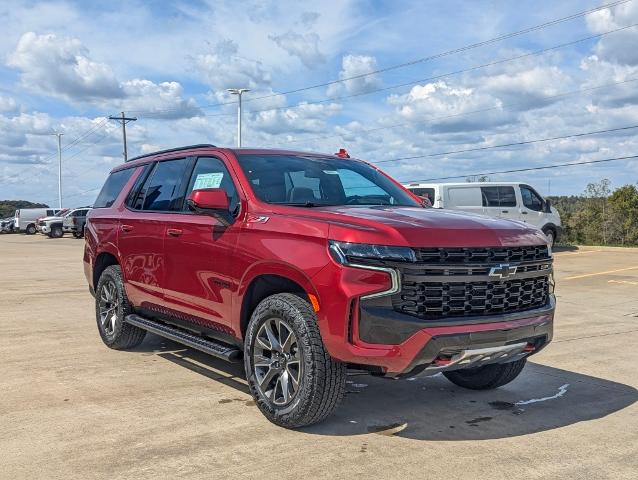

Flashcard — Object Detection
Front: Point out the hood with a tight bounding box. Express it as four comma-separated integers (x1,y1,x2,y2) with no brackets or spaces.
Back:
283,205,548,248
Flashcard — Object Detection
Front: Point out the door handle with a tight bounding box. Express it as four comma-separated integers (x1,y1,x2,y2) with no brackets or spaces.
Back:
167,228,183,237
521,211,528,215
120,224,133,233
501,210,509,214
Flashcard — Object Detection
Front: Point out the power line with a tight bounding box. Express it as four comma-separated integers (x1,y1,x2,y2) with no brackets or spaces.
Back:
404,154,638,183
277,77,638,146
373,124,638,165
128,0,633,118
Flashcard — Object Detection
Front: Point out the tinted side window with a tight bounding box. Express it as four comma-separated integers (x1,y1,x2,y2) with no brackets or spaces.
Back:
481,187,500,207
94,168,135,208
126,164,153,210
142,159,188,211
499,186,517,207
184,157,239,213
481,186,516,207
410,188,435,199
521,186,544,211
46,210,54,216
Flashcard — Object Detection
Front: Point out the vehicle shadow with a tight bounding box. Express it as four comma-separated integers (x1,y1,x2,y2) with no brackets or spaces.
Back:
553,245,579,252
135,334,637,441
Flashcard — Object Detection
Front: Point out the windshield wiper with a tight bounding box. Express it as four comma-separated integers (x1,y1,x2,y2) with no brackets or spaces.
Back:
278,202,338,208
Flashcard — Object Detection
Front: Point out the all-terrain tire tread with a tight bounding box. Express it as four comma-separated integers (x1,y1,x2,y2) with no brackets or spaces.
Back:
95,265,146,350
245,293,346,428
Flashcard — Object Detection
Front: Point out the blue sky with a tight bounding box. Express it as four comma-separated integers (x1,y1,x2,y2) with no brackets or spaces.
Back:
1,0,637,207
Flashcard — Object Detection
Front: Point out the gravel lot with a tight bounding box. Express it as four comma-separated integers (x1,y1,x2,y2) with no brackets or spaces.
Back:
1,234,637,479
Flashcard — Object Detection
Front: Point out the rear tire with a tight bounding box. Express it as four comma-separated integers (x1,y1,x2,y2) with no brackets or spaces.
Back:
95,265,146,350
73,231,83,239
25,224,36,235
443,358,527,390
244,293,346,428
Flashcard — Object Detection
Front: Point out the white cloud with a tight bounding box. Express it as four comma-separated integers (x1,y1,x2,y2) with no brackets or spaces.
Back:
269,31,326,68
0,95,18,114
251,102,341,135
327,54,381,97
586,3,638,66
8,32,122,101
7,32,201,120
192,39,271,90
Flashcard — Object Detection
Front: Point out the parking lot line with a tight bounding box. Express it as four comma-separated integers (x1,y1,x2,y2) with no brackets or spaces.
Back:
608,279,638,286
554,249,602,257
564,265,638,281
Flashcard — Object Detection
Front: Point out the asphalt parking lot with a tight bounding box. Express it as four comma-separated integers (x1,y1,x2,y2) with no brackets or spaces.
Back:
1,235,637,479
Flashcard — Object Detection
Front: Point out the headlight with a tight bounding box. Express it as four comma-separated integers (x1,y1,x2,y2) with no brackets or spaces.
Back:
328,240,416,264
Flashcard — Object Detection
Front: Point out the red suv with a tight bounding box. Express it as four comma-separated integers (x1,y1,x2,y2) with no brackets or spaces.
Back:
84,144,555,428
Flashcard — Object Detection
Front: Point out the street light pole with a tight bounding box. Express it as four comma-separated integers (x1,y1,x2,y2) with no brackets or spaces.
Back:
51,133,64,208
227,88,250,147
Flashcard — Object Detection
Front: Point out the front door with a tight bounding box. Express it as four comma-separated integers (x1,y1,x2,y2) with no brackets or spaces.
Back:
162,155,243,337
518,184,546,228
118,158,189,310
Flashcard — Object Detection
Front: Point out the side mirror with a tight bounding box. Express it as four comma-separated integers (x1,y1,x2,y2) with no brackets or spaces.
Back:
187,188,233,226
544,198,552,213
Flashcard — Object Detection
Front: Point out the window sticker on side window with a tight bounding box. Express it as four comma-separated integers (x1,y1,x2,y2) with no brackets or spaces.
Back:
193,172,223,190
322,170,339,175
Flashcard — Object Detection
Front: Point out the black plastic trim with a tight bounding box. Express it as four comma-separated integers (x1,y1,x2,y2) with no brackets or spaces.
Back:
125,314,241,362
126,144,216,163
358,295,555,345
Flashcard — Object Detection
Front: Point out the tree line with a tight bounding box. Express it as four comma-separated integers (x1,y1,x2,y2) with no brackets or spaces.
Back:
548,179,638,246
0,200,49,218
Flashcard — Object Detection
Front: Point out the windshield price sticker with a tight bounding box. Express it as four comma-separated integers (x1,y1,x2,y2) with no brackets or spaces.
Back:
193,172,223,189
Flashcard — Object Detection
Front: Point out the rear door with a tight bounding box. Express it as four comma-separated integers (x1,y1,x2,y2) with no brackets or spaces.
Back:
161,155,243,336
518,184,546,228
481,186,518,220
118,159,189,310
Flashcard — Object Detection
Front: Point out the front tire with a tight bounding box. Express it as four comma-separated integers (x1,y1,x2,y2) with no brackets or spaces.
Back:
50,225,63,238
543,227,555,247
95,265,146,350
244,293,346,428
25,224,36,235
443,358,527,390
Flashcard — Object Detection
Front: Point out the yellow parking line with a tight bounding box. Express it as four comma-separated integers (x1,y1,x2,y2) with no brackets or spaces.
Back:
608,279,638,286
564,266,638,281
554,249,602,257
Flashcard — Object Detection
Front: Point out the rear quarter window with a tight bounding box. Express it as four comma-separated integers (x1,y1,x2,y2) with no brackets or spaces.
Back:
447,187,482,207
94,168,135,208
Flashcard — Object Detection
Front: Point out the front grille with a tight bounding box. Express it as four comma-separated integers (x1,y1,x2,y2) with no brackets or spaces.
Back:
391,246,551,320
414,245,550,264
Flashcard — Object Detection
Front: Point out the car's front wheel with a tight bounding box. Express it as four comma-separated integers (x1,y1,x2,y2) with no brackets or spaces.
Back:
95,265,146,350
244,293,346,428
443,358,527,390
50,225,64,238
25,224,36,235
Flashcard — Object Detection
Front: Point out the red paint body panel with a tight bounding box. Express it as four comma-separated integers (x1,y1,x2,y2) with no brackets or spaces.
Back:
85,147,554,374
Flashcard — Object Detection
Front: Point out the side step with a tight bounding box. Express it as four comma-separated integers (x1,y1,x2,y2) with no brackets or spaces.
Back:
125,314,242,363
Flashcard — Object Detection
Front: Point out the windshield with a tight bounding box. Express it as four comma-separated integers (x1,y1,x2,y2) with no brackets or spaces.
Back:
236,154,419,207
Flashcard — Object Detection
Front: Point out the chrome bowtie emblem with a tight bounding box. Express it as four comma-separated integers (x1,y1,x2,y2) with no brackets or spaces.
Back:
489,263,518,279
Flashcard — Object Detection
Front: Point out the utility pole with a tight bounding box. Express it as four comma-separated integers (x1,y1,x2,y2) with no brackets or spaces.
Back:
109,112,137,161
51,133,63,208
227,88,250,147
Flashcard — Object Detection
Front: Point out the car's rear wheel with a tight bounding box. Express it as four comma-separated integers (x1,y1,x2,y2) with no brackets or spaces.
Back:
25,224,36,235
73,231,83,239
95,265,146,350
443,358,527,390
244,293,346,428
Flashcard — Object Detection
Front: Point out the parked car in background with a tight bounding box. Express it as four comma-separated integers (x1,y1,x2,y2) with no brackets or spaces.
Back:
1,217,15,233
38,209,72,238
403,182,562,245
14,208,64,234
63,208,90,238
85,145,555,428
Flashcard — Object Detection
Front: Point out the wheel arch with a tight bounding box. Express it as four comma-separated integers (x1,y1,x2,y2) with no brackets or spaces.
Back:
237,263,319,339
93,250,120,288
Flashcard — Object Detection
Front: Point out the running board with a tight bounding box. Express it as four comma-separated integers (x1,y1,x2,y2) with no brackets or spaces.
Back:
125,314,242,363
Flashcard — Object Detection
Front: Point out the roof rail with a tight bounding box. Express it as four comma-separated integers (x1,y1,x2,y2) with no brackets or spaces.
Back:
126,144,217,162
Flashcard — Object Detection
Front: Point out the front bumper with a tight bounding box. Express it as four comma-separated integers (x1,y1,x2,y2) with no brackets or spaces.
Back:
312,260,555,376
